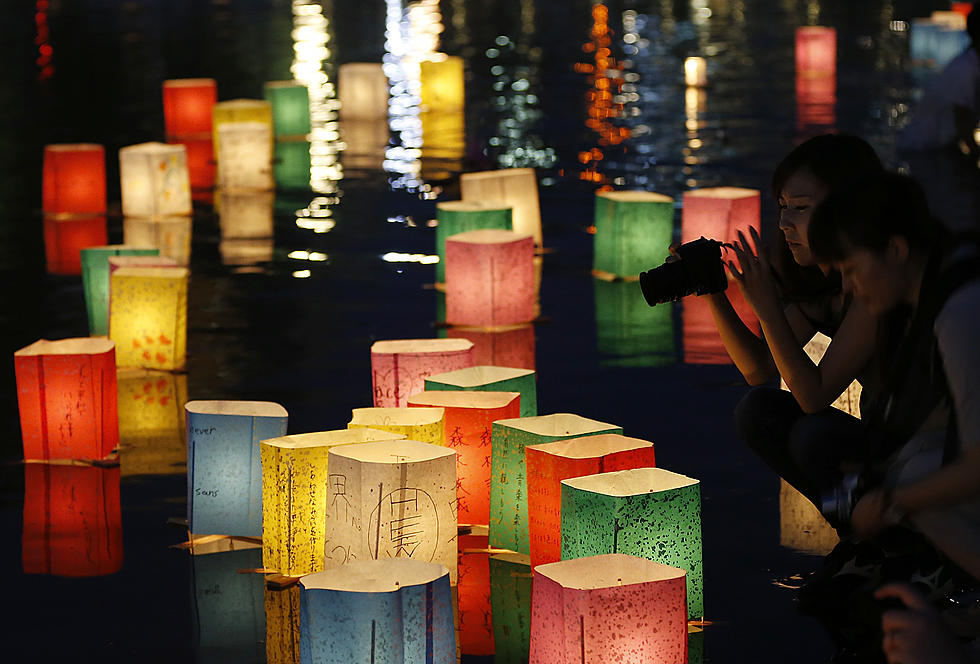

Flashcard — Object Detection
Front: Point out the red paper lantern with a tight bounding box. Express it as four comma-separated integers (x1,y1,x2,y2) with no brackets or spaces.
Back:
171,136,216,191
682,286,758,365
15,338,118,461
952,2,974,18
448,324,536,371
680,187,760,246
42,144,106,215
163,78,218,138
43,215,108,276
458,533,495,656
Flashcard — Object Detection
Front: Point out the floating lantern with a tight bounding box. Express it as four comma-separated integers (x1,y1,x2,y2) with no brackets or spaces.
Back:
560,467,703,618
174,136,216,192
42,143,106,215
186,400,288,538
680,187,761,245
530,554,688,664
407,391,521,526
461,168,542,246
266,585,301,664
264,81,311,138
795,27,837,131
780,479,839,556
490,551,533,664
109,266,189,370
80,245,159,336
795,26,837,73
684,56,707,87
435,201,512,283
447,324,536,372
526,434,657,568
682,285,758,365
163,78,217,138
594,280,675,368
348,407,446,446
122,215,193,266
370,339,475,407
458,534,494,656
425,365,538,418
338,62,389,121
212,98,274,148
117,368,187,476
490,414,622,555
322,440,457,581
217,189,275,238
260,427,406,577
15,338,118,461
273,140,312,191
119,142,193,218
445,229,535,327
22,463,123,576
592,191,674,280
420,56,465,113
216,122,274,191
300,558,455,664
192,547,267,662
43,215,108,276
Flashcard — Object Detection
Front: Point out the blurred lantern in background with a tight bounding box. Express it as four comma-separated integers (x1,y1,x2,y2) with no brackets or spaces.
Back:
264,80,312,139
42,143,106,216
119,142,193,219
419,56,465,113
684,56,707,88
122,216,192,266
338,62,389,121
212,99,274,149
435,201,512,284
445,230,535,327
216,122,274,191
461,168,542,246
425,365,537,418
109,266,189,370
680,187,760,246
163,78,217,138
80,246,159,336
592,191,673,280
370,338,475,407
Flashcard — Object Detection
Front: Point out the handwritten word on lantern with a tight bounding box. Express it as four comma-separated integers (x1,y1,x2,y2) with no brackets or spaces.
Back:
300,559,455,664
461,168,542,246
43,215,108,276
117,368,187,476
264,81,312,139
407,391,521,526
445,230,536,327
425,365,537,418
530,554,688,664
594,280,675,368
435,201,512,283
447,324,537,372
192,547,266,662
260,427,406,577
186,400,288,538
109,266,189,370
80,246,159,336
338,62,389,121
680,187,761,246
592,190,673,280
323,439,457,582
216,122,274,191
348,407,445,446
560,467,704,618
526,434,657,567
163,78,217,138
458,534,494,656
22,463,123,577
370,339,475,407
15,338,118,461
123,215,193,266
119,142,192,218
43,143,106,215
490,551,533,664
490,414,622,555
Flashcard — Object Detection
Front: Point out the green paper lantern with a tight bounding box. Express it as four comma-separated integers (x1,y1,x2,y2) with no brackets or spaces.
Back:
594,280,676,367
435,201,512,283
263,81,311,138
81,245,159,336
592,190,674,280
273,141,312,191
489,551,533,664
425,365,537,418
560,467,703,619
490,414,621,554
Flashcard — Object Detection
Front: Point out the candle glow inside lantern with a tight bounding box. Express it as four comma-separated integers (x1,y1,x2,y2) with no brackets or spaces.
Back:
447,324,537,372
435,201,512,283
338,62,389,121
163,78,217,138
122,215,193,266
680,187,761,246
560,467,704,619
419,56,465,113
526,434,657,568
80,245,159,336
186,400,288,538
116,368,188,477
264,81,312,138
300,559,456,664
43,215,108,276
322,439,457,582
425,365,538,418
684,56,707,87
530,553,688,664
22,463,123,577
217,190,275,239
458,534,494,656
348,407,446,446
445,229,536,327
370,339,475,407
490,414,622,555
461,168,542,246
192,547,267,663
594,280,675,368
42,143,107,215
489,551,533,664
15,338,118,461
407,391,521,526
260,427,407,578
109,266,189,370
119,142,193,218
592,191,674,280
216,122,274,191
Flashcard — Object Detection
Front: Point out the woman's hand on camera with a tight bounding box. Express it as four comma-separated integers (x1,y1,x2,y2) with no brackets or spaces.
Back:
726,227,781,319
875,583,970,664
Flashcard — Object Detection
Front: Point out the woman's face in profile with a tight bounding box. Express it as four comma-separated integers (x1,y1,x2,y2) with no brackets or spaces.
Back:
777,168,828,267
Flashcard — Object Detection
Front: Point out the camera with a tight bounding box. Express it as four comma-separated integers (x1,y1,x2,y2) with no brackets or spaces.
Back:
820,472,862,526
638,237,729,306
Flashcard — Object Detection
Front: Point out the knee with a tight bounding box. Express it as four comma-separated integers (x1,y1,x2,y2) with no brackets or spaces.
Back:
734,386,799,450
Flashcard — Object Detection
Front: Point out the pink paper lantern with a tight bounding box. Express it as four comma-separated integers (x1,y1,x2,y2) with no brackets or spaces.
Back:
445,229,535,327
795,27,836,132
795,27,837,74
530,553,688,664
448,323,536,371
371,339,475,407
680,187,760,246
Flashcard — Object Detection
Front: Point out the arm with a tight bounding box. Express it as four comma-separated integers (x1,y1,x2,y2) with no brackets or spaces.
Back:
953,104,979,160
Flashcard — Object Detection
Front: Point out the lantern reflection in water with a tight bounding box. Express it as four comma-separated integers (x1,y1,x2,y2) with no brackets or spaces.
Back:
795,27,837,132
447,324,536,372
122,215,192,267
594,280,675,368
458,533,494,657
266,585,301,664
490,551,532,664
682,285,758,365
191,547,266,664
43,215,108,276
117,369,188,476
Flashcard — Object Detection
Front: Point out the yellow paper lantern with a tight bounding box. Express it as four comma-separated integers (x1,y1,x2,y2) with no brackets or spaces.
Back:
122,215,193,266
119,142,192,218
420,56,465,113
461,168,542,246
109,266,189,370
348,407,446,446
212,98,273,150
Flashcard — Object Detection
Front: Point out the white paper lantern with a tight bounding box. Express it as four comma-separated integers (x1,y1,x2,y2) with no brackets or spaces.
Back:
119,142,192,218
216,122,274,191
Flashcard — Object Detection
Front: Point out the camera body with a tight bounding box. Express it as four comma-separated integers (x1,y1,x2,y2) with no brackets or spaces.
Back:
820,472,862,526
638,237,728,306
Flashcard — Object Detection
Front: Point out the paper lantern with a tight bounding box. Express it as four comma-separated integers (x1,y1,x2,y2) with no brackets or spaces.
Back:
163,78,217,137
80,245,159,336
490,414,622,555
425,365,537,418
117,368,187,476
407,391,521,526
445,229,535,327
122,215,193,266
420,56,465,113
684,56,707,87
43,215,108,276
299,558,455,664
273,140,312,191
795,26,836,73
594,280,675,368
489,551,533,664
191,547,267,663
952,3,974,18
795,27,836,131
779,478,839,556
264,81,312,138
217,189,275,238
348,407,446,446
22,463,122,577
15,338,118,461
260,427,407,577
338,62,389,121
461,168,542,246
212,99,274,149
42,143,106,215
682,285,758,365
447,324,536,371
109,266,189,370
910,17,971,69
530,553,688,664
216,122,274,191
681,187,761,245
592,190,673,280
220,237,275,266
186,400,288,538
266,585,301,664
526,434,656,568
119,142,193,218
370,339,475,407
796,70,837,130
435,201,512,283
560,467,703,618
458,534,494,656
173,136,216,192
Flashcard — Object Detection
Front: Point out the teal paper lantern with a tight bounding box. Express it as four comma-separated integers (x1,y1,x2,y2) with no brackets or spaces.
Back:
489,551,533,664
594,280,675,367
425,365,537,418
191,546,266,664
560,467,703,619
435,201,512,283
264,81,311,138
273,140,312,191
490,414,621,554
592,191,674,280
80,245,159,335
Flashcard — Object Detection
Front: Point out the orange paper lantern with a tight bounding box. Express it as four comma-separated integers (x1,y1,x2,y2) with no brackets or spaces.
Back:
163,78,218,138
680,187,760,246
370,339,475,407
42,143,106,215
43,215,108,276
